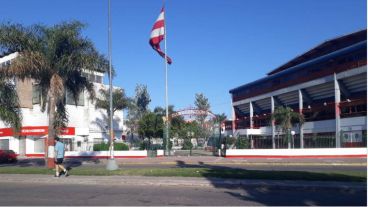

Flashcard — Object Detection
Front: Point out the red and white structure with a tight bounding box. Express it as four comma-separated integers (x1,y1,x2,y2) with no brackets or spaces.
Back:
226,30,367,158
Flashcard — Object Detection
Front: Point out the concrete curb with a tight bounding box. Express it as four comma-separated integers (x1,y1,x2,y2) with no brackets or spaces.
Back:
123,162,367,166
0,174,366,191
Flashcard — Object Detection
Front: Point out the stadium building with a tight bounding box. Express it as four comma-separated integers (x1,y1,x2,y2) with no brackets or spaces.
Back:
0,52,126,156
228,30,367,149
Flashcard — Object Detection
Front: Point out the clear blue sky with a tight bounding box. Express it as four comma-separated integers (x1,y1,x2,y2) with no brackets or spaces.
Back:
1,0,366,118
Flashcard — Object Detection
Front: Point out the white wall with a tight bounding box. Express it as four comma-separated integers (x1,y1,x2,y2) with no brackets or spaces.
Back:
226,148,367,157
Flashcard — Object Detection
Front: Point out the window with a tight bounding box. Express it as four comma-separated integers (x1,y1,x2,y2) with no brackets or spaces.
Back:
0,139,9,150
32,84,41,104
34,138,45,153
88,74,95,82
66,90,84,106
95,75,102,83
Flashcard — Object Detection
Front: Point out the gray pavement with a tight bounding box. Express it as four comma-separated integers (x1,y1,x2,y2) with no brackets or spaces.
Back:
0,173,366,191
0,177,366,206
72,156,368,166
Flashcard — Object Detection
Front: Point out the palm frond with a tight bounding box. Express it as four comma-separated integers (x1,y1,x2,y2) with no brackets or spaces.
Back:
0,80,22,131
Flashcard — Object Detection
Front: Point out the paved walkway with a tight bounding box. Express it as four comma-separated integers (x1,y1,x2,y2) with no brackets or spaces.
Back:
78,156,367,166
13,156,367,168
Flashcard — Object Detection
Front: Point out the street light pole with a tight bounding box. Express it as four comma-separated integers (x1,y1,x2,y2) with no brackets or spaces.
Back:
106,0,118,170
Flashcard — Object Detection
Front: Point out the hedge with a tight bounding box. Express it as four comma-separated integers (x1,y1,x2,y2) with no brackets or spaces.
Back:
93,143,129,151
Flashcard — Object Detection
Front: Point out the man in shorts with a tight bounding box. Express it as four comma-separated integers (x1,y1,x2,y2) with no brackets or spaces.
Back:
54,137,69,177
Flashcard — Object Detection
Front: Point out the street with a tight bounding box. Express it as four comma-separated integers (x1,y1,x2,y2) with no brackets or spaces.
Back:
0,175,367,206
0,177,365,206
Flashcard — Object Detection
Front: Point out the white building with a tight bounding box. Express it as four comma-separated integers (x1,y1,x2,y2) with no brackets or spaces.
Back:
0,52,126,157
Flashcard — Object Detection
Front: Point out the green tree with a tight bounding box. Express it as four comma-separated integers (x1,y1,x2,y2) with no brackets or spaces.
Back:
194,93,212,146
95,87,129,134
126,84,151,142
194,93,210,125
0,21,109,166
271,106,304,149
0,79,22,131
135,84,151,117
138,112,163,149
215,113,227,149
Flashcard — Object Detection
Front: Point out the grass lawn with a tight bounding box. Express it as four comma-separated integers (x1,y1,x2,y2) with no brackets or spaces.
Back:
0,167,366,182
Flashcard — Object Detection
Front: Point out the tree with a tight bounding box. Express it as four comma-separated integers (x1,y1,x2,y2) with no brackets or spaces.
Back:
95,87,129,135
0,21,109,167
138,112,163,150
126,84,151,142
135,84,151,117
194,93,212,146
271,106,304,149
0,79,22,131
215,113,227,149
194,93,210,125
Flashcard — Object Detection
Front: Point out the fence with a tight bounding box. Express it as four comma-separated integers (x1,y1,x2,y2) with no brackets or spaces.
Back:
231,132,367,149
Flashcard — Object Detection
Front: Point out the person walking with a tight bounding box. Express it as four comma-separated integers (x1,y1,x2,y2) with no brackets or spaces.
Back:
54,137,69,177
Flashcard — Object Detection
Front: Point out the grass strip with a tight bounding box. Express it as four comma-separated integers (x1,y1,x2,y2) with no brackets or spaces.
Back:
0,167,365,182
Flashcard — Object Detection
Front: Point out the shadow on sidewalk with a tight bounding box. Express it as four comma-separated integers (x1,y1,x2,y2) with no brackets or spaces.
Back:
175,160,367,206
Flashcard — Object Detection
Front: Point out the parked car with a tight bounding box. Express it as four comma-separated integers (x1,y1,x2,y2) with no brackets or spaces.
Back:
0,150,17,163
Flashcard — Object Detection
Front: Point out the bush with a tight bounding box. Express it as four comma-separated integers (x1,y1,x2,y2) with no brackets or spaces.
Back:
236,138,250,149
93,143,129,151
182,139,193,150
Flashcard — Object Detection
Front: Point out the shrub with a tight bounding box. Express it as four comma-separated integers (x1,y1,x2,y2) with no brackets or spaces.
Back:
182,139,193,150
236,138,250,149
93,143,129,151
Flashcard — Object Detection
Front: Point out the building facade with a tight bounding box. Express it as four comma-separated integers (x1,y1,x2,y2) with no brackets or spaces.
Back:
0,52,126,156
228,30,367,149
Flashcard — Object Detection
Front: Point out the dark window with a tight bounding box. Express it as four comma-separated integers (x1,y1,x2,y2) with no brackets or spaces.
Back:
66,90,84,106
32,84,41,104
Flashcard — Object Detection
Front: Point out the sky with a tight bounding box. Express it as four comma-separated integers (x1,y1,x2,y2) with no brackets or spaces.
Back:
0,0,366,118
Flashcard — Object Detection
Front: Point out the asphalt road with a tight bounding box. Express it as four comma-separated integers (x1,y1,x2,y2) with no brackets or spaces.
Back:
0,180,365,206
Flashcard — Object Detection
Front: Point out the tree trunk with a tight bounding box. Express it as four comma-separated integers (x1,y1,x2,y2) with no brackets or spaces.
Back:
287,128,291,149
46,95,56,169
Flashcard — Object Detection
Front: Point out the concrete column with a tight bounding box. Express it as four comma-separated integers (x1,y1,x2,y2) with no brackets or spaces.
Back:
298,90,304,148
271,96,276,149
231,105,236,136
334,73,341,148
249,102,254,149
249,102,254,129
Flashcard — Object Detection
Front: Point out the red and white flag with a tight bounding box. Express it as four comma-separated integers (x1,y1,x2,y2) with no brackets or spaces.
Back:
149,7,172,64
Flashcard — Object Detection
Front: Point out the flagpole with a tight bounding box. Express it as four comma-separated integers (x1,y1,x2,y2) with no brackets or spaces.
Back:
106,0,118,170
163,2,170,156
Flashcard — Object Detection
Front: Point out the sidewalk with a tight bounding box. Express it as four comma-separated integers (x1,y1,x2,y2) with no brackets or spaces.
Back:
78,156,367,166
0,174,366,191
14,156,367,168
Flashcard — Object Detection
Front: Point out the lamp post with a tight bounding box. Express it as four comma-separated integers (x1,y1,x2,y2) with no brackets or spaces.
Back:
106,0,118,170
291,130,295,149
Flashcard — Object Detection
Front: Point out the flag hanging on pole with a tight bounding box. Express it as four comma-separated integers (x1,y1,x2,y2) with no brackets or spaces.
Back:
149,7,172,64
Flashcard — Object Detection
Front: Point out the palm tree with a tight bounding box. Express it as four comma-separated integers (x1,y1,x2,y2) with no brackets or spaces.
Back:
0,21,109,167
271,106,304,149
215,113,227,150
95,87,129,138
0,79,22,131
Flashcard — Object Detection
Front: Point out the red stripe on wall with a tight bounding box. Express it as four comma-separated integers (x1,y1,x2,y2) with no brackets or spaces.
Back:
26,154,45,158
